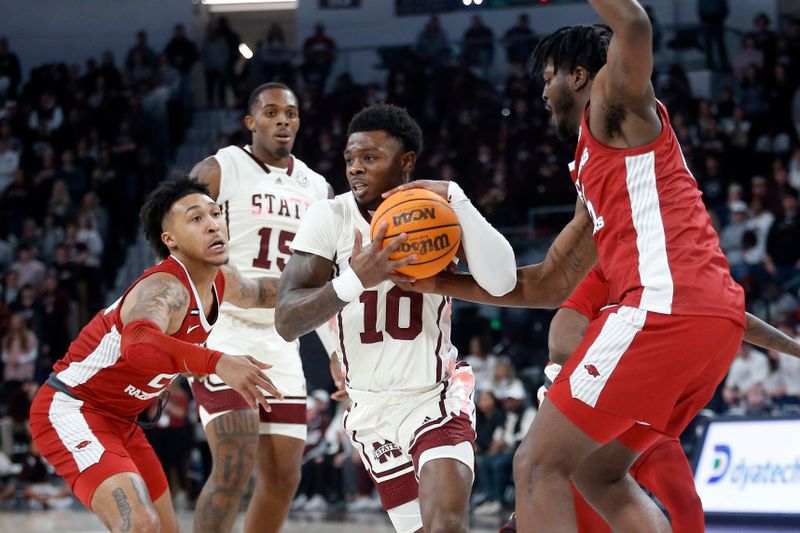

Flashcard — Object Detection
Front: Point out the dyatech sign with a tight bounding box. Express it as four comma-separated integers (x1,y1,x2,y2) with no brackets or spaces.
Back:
694,418,800,516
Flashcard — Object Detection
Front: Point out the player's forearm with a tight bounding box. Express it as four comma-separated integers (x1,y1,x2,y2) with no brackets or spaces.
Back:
432,266,554,308
274,284,346,341
588,0,650,31
449,182,516,296
744,312,800,358
243,277,280,308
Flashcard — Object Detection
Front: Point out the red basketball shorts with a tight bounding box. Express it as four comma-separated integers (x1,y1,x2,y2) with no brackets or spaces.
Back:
548,306,743,451
29,384,168,509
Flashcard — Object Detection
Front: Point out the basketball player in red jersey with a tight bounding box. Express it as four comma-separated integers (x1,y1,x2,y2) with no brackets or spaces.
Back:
390,1,748,530
29,178,283,533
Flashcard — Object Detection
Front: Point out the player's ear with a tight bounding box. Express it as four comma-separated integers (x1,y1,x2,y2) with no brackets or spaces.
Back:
571,66,590,92
400,151,416,176
161,230,176,253
244,113,256,132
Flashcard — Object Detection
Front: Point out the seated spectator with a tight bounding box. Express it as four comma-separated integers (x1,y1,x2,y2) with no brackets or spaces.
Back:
474,390,504,457
490,356,524,401
295,389,333,511
765,187,800,284
10,245,45,293
1,313,37,398
0,135,18,194
722,343,769,410
302,24,336,89
474,381,535,515
19,438,72,510
733,35,764,79
463,334,497,391
720,200,749,274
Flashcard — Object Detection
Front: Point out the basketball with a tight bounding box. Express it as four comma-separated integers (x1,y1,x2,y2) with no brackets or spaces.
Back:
370,188,461,279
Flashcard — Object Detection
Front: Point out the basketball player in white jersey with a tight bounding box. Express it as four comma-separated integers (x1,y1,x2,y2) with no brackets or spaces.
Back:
189,82,335,533
275,104,517,533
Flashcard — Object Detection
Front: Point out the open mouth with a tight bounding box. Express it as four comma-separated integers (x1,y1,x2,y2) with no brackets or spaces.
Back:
209,238,226,252
351,182,368,195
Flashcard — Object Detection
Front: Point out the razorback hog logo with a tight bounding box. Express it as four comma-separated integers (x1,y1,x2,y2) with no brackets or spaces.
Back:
372,441,403,464
75,440,92,450
392,207,436,227
584,364,601,378
399,234,451,255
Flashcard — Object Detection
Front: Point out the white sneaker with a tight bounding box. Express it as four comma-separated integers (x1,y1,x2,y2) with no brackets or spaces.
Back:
348,496,378,512
474,499,502,515
291,494,308,510
304,494,328,511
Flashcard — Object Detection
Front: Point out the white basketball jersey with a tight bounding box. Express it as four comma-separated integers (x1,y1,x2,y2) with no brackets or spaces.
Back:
215,145,330,325
290,192,459,393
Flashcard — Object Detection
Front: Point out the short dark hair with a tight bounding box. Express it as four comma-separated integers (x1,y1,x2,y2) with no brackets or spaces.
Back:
247,82,296,114
347,104,423,155
140,177,211,259
528,24,612,78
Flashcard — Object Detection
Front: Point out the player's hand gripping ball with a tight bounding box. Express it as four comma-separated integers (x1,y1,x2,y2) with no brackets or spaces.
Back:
370,188,461,279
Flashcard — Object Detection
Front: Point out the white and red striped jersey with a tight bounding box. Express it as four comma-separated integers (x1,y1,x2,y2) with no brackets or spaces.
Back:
290,192,459,393
51,256,225,417
214,146,330,326
570,100,744,326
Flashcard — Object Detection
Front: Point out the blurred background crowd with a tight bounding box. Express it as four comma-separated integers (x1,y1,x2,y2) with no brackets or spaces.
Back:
0,0,799,516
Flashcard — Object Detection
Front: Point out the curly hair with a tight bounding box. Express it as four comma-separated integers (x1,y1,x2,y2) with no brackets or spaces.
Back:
528,24,612,79
347,103,423,155
247,82,296,114
140,177,211,259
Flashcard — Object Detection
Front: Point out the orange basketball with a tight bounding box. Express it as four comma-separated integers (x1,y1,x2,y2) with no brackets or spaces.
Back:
370,188,461,279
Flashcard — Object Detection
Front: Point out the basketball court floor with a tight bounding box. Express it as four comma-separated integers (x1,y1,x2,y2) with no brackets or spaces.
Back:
1,508,798,532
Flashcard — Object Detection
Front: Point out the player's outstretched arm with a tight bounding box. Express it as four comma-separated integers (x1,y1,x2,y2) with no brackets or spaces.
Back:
399,200,597,309
744,313,800,358
589,0,654,105
276,224,417,341
190,156,222,200
382,179,517,296
221,263,279,309
119,272,282,412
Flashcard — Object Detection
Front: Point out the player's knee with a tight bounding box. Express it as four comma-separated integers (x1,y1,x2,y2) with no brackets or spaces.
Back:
112,506,160,533
259,460,301,493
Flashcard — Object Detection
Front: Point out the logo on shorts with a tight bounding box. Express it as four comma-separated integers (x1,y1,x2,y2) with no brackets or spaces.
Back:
584,364,601,378
75,440,92,450
372,440,402,464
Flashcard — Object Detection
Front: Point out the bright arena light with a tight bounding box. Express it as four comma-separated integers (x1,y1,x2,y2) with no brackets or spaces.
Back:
474,0,483,4
238,43,254,59
462,0,472,5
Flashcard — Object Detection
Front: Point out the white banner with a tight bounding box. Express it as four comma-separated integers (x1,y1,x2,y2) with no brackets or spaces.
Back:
694,418,800,515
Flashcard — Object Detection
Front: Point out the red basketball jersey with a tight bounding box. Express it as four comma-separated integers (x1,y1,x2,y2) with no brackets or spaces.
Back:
570,100,744,326
51,256,225,418
561,266,611,320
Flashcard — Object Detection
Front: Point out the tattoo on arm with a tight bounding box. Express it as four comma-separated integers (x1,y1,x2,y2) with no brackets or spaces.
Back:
123,275,189,332
536,213,596,306
745,313,800,357
221,265,279,308
275,252,344,341
112,487,132,532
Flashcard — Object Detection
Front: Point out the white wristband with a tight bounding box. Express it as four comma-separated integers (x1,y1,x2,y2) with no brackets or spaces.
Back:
331,268,365,302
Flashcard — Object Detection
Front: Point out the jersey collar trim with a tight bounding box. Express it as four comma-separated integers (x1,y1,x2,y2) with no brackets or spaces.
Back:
169,255,218,332
240,145,294,176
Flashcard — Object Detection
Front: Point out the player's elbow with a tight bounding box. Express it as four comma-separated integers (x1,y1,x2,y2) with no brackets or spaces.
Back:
481,247,517,297
274,308,298,342
548,346,572,367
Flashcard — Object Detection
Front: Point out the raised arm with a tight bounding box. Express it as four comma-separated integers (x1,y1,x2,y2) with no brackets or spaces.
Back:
590,0,654,104
221,264,280,309
744,313,800,358
190,156,222,200
405,199,596,309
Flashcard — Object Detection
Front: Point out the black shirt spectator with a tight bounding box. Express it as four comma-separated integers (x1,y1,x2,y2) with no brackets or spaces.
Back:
164,24,198,74
503,14,536,67
0,36,22,103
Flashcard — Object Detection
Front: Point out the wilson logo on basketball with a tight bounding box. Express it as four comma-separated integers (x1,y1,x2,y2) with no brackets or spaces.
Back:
399,234,451,255
584,364,601,378
75,440,92,450
391,207,436,227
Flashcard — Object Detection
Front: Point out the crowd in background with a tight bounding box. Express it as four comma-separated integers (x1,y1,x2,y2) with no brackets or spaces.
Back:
1,4,800,515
